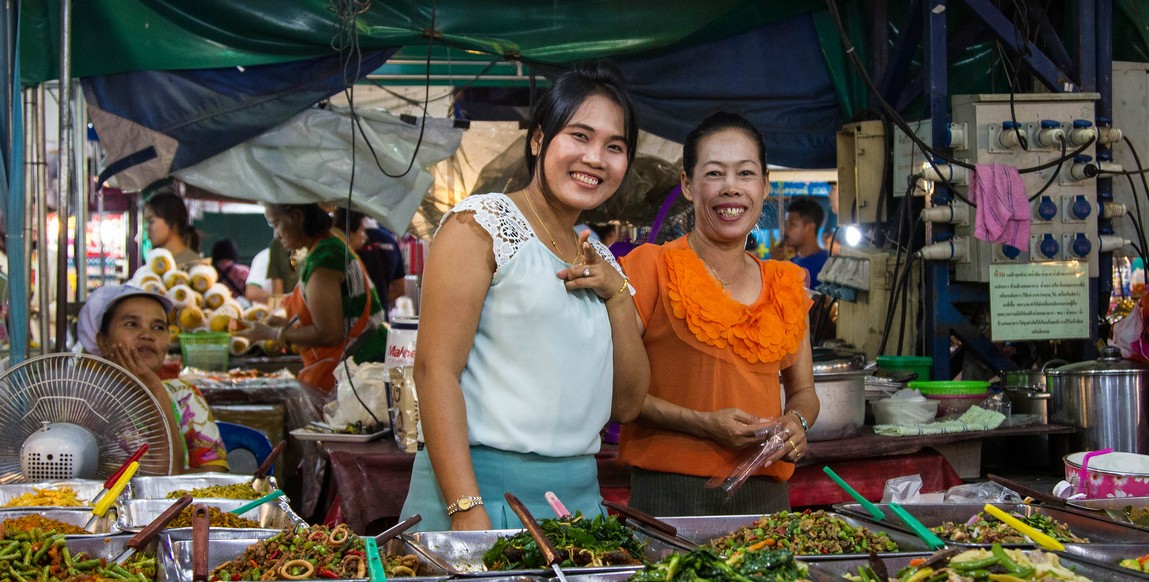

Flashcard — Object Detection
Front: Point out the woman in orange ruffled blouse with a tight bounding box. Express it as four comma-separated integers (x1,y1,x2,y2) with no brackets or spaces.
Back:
618,112,819,515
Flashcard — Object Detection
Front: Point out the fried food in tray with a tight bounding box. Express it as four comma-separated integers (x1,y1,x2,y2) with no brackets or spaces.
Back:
0,481,105,508
931,510,1088,544
131,475,278,501
707,510,900,556
0,528,157,582
166,483,263,501
166,505,260,529
629,547,808,581
482,513,645,571
208,524,423,580
842,544,1094,582
3,486,86,508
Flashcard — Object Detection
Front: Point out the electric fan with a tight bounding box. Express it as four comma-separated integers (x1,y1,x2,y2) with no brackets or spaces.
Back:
0,353,175,483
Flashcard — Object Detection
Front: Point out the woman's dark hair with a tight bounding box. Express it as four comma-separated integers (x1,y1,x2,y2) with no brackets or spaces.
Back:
266,203,333,238
145,191,200,252
682,111,768,178
524,61,639,193
211,239,239,263
333,208,367,234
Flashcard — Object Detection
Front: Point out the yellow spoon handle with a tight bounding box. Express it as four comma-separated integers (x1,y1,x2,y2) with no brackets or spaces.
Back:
982,503,1065,551
93,461,139,518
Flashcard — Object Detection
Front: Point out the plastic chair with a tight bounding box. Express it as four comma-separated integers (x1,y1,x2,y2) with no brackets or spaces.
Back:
216,421,274,475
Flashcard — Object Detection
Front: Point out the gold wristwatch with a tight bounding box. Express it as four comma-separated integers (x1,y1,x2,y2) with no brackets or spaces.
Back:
446,495,483,516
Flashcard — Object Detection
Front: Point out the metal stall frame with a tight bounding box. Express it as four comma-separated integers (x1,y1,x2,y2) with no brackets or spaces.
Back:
918,0,1112,379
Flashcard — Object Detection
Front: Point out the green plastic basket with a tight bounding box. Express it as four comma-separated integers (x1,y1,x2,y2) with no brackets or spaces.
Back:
179,332,230,371
907,380,990,395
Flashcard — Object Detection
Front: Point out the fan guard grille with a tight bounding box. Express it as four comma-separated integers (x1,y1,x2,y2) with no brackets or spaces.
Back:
0,353,175,483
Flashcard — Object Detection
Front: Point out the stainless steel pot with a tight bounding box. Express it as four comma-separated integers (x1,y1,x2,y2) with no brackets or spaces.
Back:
1047,346,1149,453
805,348,873,442
1002,360,1066,422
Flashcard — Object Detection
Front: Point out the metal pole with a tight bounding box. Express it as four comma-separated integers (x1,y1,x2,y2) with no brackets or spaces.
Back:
55,0,73,352
923,0,951,378
35,86,48,355
74,89,87,300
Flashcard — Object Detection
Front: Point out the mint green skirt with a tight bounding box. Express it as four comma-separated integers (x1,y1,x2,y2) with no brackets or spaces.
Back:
400,445,604,532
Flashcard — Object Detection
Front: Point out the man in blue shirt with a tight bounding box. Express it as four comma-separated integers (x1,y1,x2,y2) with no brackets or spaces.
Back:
782,197,829,290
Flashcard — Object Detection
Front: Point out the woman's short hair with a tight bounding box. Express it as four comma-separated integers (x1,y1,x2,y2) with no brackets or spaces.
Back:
333,208,367,234
211,239,239,263
524,61,639,191
682,111,768,178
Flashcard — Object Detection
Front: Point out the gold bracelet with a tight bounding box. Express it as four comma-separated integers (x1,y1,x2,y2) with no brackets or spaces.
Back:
607,278,630,302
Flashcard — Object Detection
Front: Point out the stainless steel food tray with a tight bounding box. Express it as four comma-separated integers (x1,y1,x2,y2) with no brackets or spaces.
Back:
653,513,931,558
167,536,450,582
809,548,1143,582
1059,543,1149,579
833,502,1149,547
130,475,279,500
1069,497,1149,528
405,529,666,578
0,480,109,507
118,498,304,533
68,534,177,582
0,507,120,536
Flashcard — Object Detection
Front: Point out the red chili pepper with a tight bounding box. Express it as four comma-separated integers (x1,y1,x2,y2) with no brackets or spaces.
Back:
316,567,339,579
269,550,281,560
345,550,364,558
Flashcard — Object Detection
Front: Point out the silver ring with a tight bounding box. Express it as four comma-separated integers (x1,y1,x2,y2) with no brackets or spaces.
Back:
583,267,591,278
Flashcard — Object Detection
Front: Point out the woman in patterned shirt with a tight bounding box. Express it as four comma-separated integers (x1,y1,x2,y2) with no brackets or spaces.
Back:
78,285,229,473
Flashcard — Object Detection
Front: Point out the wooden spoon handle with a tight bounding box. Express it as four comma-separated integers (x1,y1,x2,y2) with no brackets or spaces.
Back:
504,493,562,567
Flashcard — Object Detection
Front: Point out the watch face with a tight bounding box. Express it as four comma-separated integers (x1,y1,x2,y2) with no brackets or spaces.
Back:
457,498,473,510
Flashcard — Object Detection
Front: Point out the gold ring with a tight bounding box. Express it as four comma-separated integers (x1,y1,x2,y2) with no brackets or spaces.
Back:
788,438,797,451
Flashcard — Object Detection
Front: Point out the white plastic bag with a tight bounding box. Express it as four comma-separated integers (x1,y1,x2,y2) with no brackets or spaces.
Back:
323,360,390,429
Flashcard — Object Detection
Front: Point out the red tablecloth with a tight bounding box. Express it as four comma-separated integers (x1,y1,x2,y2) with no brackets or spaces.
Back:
308,441,960,533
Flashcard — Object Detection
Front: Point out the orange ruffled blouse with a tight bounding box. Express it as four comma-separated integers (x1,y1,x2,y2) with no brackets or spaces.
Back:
618,236,812,481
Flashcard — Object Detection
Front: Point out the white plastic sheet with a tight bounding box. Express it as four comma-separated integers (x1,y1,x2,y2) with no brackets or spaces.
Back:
175,106,463,234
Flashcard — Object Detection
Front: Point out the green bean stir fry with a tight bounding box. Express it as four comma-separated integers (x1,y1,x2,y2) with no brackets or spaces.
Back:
708,510,899,556
844,544,1092,582
929,511,1088,544
0,528,156,582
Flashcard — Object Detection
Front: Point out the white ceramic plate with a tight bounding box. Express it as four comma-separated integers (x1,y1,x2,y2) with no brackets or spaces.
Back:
288,427,389,443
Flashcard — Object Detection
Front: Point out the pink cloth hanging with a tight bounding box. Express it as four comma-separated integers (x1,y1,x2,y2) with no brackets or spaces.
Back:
967,164,1030,250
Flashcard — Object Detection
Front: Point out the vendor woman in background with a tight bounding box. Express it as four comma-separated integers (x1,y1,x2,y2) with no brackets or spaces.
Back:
144,191,203,269
237,203,387,392
78,285,229,473
400,62,649,531
618,111,818,516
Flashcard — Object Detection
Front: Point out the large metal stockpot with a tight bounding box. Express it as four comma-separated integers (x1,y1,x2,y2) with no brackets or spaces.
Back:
1047,346,1149,453
804,348,872,442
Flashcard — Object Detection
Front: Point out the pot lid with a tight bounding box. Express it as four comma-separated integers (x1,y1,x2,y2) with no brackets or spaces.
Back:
1047,346,1149,376
811,347,868,376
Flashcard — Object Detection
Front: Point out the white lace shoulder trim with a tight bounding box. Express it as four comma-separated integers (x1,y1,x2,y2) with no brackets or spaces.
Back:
439,193,535,270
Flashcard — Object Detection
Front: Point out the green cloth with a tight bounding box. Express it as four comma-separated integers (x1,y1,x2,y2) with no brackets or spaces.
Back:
298,236,387,363
266,239,298,292
874,406,1006,436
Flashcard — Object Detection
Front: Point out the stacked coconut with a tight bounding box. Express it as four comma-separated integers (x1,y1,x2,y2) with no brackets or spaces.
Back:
128,248,284,356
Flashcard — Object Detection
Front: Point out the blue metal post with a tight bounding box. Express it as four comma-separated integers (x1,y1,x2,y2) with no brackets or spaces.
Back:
1093,0,1111,354
2,0,27,364
924,0,952,379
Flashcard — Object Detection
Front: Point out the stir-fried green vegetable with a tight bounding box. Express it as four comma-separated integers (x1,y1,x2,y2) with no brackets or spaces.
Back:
853,544,1093,582
930,510,1088,544
0,528,156,582
709,510,899,556
629,548,808,581
482,513,645,570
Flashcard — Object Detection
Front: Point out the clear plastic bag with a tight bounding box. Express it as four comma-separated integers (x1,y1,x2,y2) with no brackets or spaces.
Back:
705,420,788,496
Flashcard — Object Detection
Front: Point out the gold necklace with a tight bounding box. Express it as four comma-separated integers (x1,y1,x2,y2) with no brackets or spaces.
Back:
523,192,579,263
689,233,736,289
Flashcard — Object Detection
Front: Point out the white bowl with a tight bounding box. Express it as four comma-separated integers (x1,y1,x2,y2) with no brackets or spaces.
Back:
871,398,939,425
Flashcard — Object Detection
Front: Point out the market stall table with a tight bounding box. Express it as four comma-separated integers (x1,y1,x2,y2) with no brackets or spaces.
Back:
301,423,1073,534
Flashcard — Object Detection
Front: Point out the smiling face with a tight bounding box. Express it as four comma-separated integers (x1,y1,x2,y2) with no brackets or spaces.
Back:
96,296,171,371
531,93,631,212
683,127,768,246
